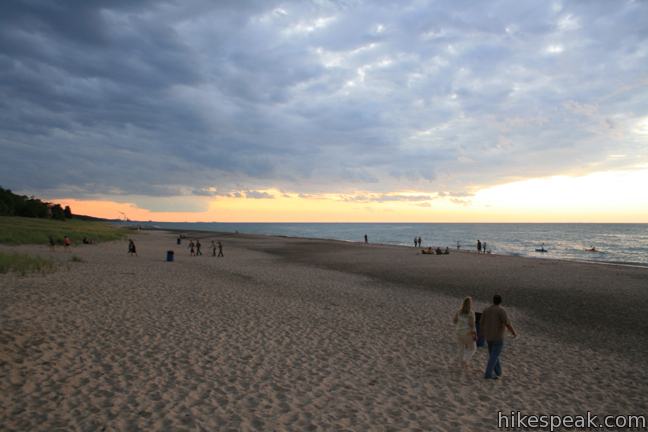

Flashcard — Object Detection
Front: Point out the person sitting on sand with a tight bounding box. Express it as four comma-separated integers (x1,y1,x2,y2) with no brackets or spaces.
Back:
480,295,517,379
128,239,137,256
421,247,434,254
453,297,477,370
435,247,443,255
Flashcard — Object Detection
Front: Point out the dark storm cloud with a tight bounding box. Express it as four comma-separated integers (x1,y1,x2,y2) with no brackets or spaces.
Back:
1,0,647,210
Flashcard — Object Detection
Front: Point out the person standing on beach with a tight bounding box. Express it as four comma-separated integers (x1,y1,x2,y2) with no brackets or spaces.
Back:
483,242,487,254
480,294,517,379
196,240,202,256
477,239,482,254
211,240,216,257
364,234,368,244
217,241,224,257
128,239,137,256
453,297,477,370
414,237,418,247
418,236,422,247
189,240,195,256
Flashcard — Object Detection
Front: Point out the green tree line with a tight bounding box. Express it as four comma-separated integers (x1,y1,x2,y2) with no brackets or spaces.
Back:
0,186,72,220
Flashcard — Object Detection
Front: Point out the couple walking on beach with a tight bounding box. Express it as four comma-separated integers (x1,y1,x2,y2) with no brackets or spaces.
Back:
453,294,517,379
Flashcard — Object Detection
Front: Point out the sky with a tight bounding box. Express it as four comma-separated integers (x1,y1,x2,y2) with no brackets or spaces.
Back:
1,0,647,222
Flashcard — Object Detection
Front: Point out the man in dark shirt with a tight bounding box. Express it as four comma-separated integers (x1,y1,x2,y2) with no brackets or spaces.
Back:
480,294,517,379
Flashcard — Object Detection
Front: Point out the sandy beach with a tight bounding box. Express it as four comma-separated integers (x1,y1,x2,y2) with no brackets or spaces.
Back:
1,229,647,431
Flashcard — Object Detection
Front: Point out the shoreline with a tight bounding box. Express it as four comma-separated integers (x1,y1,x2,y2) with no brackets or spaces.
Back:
141,225,648,269
118,228,648,353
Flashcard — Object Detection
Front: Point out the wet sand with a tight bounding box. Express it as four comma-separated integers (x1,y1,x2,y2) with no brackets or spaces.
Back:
1,230,647,431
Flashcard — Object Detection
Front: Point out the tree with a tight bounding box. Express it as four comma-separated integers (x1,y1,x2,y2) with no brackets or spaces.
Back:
50,204,66,220
0,186,69,219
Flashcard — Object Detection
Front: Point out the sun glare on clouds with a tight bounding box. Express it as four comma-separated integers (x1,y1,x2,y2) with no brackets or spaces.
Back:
56,168,648,223
473,169,648,222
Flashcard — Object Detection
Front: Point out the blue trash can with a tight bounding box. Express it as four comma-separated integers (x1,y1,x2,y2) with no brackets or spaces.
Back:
475,312,485,347
166,250,174,262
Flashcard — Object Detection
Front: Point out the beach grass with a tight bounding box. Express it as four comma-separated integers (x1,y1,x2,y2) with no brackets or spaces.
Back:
0,252,56,275
0,216,126,245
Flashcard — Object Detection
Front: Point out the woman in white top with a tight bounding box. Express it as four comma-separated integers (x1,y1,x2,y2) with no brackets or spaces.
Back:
452,296,477,369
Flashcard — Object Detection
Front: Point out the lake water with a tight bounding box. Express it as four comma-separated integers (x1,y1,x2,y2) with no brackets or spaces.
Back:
133,222,648,266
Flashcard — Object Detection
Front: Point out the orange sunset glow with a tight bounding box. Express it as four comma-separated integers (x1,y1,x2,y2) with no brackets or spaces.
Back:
55,168,648,223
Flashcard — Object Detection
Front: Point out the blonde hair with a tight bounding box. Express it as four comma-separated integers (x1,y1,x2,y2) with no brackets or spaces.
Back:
460,297,472,315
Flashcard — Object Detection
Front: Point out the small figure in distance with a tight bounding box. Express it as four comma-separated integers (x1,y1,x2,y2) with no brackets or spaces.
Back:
483,242,487,254
48,235,56,251
211,240,217,257
453,297,477,370
477,239,482,254
435,246,443,255
444,247,450,255
364,234,368,244
177,236,181,245
414,237,418,247
128,239,137,256
217,241,224,257
456,240,460,250
421,247,434,254
196,240,202,256
63,236,71,251
480,294,517,380
418,236,422,248
189,240,195,256
82,237,90,244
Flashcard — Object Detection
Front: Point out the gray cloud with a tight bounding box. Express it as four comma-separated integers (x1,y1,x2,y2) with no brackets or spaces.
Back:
191,187,274,199
1,0,647,209
340,193,434,203
244,190,275,199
